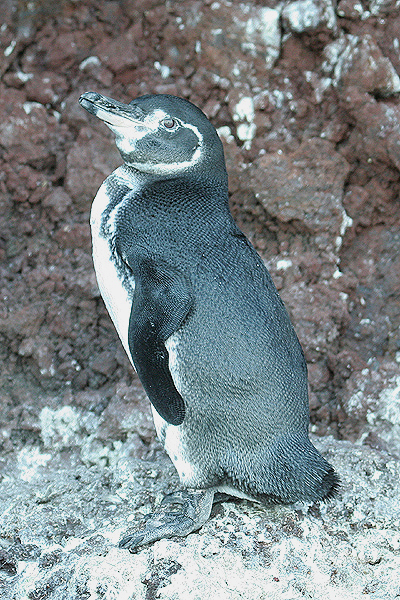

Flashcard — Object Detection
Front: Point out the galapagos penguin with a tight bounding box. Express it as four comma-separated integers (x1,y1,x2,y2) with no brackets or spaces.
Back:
79,91,339,551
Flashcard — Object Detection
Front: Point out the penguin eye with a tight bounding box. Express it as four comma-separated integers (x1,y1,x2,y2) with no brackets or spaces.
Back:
161,117,178,130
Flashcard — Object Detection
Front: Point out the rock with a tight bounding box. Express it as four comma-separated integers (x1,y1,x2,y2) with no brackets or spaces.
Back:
89,351,117,377
323,33,400,96
250,138,351,249
199,2,281,84
94,23,144,74
40,405,100,450
0,303,46,337
65,127,121,210
44,32,82,70
229,94,257,149
338,85,400,169
282,0,337,35
369,0,400,15
42,188,72,220
387,130,400,171
241,5,281,69
54,223,91,250
336,0,366,19
78,56,114,87
25,71,68,106
0,85,61,168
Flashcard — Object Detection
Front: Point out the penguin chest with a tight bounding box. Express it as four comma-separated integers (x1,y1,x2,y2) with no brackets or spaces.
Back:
90,181,135,361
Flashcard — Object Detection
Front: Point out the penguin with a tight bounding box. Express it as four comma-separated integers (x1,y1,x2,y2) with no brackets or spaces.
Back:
79,91,339,551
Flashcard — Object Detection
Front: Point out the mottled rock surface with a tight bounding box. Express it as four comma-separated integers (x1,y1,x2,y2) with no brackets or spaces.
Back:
1,425,400,600
0,0,399,597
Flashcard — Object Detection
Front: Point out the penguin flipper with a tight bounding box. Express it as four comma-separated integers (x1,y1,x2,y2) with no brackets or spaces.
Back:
127,257,193,426
119,489,214,552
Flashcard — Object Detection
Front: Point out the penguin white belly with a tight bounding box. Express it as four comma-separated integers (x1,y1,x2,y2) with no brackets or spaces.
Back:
151,332,199,487
151,406,198,487
90,174,137,361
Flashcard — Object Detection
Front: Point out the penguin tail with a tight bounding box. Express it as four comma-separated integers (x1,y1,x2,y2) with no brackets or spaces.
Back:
319,465,340,501
254,433,340,504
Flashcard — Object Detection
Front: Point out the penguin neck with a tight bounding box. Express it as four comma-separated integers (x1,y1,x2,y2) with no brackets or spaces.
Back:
119,163,230,213
123,162,227,186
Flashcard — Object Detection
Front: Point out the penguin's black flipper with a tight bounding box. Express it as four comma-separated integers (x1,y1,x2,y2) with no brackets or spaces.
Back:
127,256,193,426
119,489,214,552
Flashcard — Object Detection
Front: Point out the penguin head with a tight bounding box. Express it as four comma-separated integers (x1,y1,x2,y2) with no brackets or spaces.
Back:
79,92,226,179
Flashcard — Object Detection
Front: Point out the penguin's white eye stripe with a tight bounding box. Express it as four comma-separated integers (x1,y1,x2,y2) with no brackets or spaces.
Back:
183,122,203,144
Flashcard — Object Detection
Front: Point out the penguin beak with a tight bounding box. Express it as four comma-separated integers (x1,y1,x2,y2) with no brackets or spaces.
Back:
79,91,147,129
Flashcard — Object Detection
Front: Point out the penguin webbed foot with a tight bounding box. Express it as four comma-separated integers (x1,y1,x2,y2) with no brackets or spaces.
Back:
119,489,214,552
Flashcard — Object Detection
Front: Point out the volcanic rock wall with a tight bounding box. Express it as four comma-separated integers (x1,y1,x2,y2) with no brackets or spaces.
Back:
0,0,399,459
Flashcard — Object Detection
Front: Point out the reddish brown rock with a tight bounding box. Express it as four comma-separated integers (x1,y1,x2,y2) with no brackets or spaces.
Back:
323,34,400,96
42,188,72,220
65,127,121,210
0,85,64,168
250,138,351,246
25,71,68,106
94,24,144,74
54,224,91,251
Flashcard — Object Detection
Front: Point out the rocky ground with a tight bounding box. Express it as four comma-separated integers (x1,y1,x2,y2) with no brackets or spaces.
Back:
0,0,399,598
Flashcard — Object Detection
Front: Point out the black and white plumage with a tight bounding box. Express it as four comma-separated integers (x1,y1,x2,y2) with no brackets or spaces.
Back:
79,91,339,550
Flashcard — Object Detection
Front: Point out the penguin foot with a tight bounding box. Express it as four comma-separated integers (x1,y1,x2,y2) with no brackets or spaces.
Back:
119,489,214,552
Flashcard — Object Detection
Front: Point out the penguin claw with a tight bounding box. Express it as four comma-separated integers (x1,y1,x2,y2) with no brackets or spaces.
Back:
118,533,145,552
118,489,215,552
